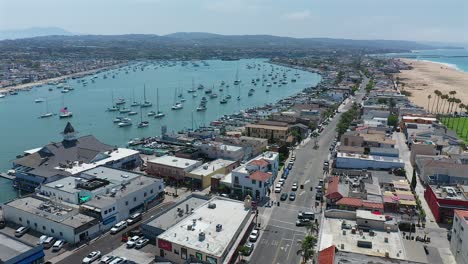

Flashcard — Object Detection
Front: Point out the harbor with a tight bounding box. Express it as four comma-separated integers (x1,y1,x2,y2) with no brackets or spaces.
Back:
0,59,320,180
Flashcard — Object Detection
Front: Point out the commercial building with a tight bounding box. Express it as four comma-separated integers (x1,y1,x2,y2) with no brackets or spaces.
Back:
318,245,423,264
450,210,468,264
215,136,268,159
146,155,203,182
195,142,245,161
156,197,253,264
0,233,44,264
12,122,141,192
3,195,100,244
336,152,404,170
245,123,289,143
187,159,238,189
424,185,468,223
231,152,279,200
416,157,468,185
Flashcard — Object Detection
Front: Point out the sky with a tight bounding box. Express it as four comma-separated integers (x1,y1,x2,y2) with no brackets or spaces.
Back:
1,0,467,43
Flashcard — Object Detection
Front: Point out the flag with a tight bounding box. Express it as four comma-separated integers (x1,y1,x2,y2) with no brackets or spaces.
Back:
60,107,68,113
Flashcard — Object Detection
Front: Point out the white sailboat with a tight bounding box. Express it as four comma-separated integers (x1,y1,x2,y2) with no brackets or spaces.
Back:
130,87,140,107
137,108,149,128
171,90,183,110
141,84,152,107
40,98,53,118
107,90,119,111
155,88,165,118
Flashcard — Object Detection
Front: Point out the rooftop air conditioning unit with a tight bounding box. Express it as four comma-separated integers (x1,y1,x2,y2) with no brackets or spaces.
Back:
199,232,206,241
216,224,222,232
208,203,216,209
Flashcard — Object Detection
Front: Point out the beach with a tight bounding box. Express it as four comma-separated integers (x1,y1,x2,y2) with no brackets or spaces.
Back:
397,58,468,111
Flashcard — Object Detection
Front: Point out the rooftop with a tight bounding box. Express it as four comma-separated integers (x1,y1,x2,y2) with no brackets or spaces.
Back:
245,123,289,131
337,152,404,163
6,196,97,228
0,233,38,262
81,166,141,183
158,197,250,258
429,185,468,202
149,155,201,169
454,209,468,223
190,159,236,177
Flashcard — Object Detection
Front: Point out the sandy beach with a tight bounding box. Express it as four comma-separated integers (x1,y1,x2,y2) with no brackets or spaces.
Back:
397,58,468,111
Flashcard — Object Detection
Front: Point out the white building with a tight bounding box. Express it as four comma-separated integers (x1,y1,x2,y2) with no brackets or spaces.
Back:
451,210,468,264
231,152,279,200
336,152,404,170
196,142,245,161
39,166,165,229
3,196,100,244
147,155,203,182
156,197,253,264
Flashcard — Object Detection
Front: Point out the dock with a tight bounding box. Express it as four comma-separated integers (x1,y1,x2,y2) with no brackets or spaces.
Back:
0,173,15,180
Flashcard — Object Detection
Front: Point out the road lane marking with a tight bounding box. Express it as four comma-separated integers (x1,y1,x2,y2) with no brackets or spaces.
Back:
270,219,295,226
299,191,305,196
268,224,307,234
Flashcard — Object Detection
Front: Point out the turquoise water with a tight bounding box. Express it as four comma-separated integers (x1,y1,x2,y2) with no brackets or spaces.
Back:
386,49,468,72
0,59,320,202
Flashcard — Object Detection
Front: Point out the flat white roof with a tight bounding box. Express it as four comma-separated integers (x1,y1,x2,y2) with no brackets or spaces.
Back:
356,210,385,221
149,155,201,169
81,166,141,184
158,197,250,258
337,152,403,163
190,159,236,177
56,148,139,175
24,147,42,154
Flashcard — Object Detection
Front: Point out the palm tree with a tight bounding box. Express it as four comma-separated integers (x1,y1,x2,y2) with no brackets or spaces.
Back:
296,235,317,264
440,94,449,115
451,98,461,127
456,103,465,132
448,91,457,126
432,90,442,114
463,105,468,139
427,95,432,113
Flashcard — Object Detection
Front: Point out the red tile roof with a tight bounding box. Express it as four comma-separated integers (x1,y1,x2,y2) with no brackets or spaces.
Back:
318,245,336,264
249,171,272,182
336,197,362,207
325,176,342,200
362,201,384,210
455,210,468,223
249,159,269,167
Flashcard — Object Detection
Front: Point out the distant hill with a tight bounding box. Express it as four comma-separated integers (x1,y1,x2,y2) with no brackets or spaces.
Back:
165,32,223,39
0,27,73,40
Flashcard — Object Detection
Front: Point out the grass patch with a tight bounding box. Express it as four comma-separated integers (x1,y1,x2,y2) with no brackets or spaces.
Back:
442,117,468,142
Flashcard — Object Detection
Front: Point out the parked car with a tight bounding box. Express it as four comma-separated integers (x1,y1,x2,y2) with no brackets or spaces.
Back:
109,257,127,264
37,235,48,245
249,229,259,242
289,192,296,201
274,187,281,193
110,221,127,234
126,213,142,225
278,179,285,186
0,219,5,229
135,238,149,249
291,182,298,191
43,236,56,249
83,251,101,264
296,219,311,226
99,256,115,264
280,193,288,201
15,226,29,237
126,235,140,248
52,240,65,252
243,242,254,256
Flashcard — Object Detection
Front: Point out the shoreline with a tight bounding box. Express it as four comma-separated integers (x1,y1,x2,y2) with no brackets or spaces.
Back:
396,58,468,111
0,62,128,93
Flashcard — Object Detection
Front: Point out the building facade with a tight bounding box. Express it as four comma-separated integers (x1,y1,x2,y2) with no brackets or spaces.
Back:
450,210,468,264
146,156,202,182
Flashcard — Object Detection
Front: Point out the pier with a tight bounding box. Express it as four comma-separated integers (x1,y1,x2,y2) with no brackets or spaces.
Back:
0,172,15,181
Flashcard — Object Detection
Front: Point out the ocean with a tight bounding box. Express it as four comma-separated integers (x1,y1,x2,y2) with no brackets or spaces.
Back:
0,59,321,203
386,49,468,72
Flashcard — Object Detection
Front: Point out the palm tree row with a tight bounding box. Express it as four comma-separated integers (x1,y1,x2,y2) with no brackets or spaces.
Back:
427,90,468,139
296,222,319,263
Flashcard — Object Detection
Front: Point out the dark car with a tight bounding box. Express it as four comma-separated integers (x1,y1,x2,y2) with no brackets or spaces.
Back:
280,193,288,201
289,192,296,201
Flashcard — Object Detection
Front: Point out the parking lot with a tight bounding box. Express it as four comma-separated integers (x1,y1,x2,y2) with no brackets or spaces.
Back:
103,243,156,264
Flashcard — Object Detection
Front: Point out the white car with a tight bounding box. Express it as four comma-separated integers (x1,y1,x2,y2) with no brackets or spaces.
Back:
135,238,149,249
126,235,140,248
292,182,298,191
82,251,101,264
109,257,127,264
52,240,65,252
278,179,285,186
110,221,127,234
15,226,29,237
37,235,48,245
99,256,115,264
249,229,259,242
274,187,281,193
126,212,142,225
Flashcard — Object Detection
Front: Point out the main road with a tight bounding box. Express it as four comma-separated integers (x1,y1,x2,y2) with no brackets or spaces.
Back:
249,77,367,264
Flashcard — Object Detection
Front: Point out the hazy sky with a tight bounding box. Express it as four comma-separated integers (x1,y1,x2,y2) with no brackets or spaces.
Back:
1,0,467,42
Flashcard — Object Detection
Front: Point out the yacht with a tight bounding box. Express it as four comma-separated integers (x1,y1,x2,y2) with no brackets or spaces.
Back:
226,95,232,99
147,111,156,117
197,84,204,90
113,117,123,123
154,88,165,118
119,107,131,114
61,89,69,93
40,113,53,118
204,89,212,94
220,98,228,104
196,103,207,111
116,98,126,105
137,121,149,128
128,111,138,116
141,85,152,107
59,111,73,118
0,93,6,98
171,103,183,110
210,93,218,99
35,98,45,103
107,106,119,112
118,118,132,127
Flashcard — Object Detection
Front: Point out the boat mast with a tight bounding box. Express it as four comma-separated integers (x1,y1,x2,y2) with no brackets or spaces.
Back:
157,88,160,113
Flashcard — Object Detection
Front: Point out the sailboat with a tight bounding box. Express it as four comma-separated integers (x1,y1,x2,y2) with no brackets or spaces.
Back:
59,107,73,118
107,90,119,111
137,109,149,128
187,78,196,93
118,117,132,127
141,85,152,107
196,102,207,111
155,88,165,118
171,90,183,110
234,66,241,85
131,88,140,107
40,98,53,118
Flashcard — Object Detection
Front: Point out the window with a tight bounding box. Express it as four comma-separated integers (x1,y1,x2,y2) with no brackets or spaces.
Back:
43,226,46,231
259,181,262,187
206,256,217,264
252,180,256,185
144,192,147,197
181,247,187,260
19,217,22,222
134,197,137,202
60,232,63,237
125,201,129,206
34,223,37,228
27,220,30,225
196,253,203,260
51,229,55,233
174,249,179,255
113,207,115,211
151,189,154,194
159,185,162,190
104,210,108,214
